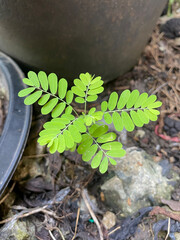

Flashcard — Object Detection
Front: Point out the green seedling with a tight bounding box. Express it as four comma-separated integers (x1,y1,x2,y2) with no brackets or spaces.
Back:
18,71,162,174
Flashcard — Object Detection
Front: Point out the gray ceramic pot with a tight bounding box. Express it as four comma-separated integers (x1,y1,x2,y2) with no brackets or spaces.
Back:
0,0,166,82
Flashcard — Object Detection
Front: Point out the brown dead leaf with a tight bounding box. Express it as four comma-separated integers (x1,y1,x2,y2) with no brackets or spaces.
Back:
161,199,180,212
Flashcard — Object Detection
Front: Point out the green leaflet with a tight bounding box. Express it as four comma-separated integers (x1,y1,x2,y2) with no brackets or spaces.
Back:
24,90,42,105
89,124,99,135
89,80,103,90
82,144,98,161
77,138,93,154
28,71,40,88
141,95,157,108
38,94,50,106
41,98,58,115
144,109,158,121
104,112,112,124
107,149,126,158
109,158,117,166
38,71,48,91
91,151,103,169
68,125,82,143
48,73,58,94
63,130,74,149
148,101,162,108
65,106,73,114
117,89,130,109
80,73,91,86
92,111,103,121
58,78,68,99
18,87,35,97
90,76,101,85
84,116,93,126
108,92,118,111
88,107,96,115
66,90,74,104
87,95,98,102
88,87,104,96
134,92,148,108
97,132,116,143
130,110,143,127
23,78,34,86
57,134,65,153
99,157,108,174
112,112,123,131
101,101,108,112
126,90,139,108
101,141,122,150
49,138,58,154
91,125,108,138
75,97,85,103
121,111,134,132
74,118,86,132
51,102,66,118
43,121,65,130
149,109,160,115
137,110,149,124
71,86,85,97
74,78,86,91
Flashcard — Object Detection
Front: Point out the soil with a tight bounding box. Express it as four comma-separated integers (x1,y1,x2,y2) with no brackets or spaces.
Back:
0,87,9,136
0,7,180,240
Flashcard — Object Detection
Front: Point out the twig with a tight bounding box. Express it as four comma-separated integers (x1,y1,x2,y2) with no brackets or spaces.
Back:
52,227,65,240
165,218,170,240
49,230,56,240
108,226,121,236
23,153,48,158
149,206,180,222
81,189,103,240
72,207,80,240
0,182,16,205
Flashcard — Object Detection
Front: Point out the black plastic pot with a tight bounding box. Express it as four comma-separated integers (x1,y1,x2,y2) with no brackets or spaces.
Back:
0,0,166,82
0,52,31,196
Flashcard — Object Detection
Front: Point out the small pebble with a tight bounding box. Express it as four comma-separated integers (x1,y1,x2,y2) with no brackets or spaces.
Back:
102,211,116,230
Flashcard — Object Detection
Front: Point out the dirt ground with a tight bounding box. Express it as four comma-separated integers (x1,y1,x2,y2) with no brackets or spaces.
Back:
0,5,180,240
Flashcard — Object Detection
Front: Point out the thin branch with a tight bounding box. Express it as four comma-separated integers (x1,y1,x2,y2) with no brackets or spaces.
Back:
0,182,16,205
72,207,80,240
81,189,103,240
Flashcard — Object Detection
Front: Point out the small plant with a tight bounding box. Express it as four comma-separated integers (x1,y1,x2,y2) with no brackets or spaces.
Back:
18,71,162,174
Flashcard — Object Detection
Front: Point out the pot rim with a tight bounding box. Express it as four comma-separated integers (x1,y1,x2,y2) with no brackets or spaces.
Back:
0,51,32,197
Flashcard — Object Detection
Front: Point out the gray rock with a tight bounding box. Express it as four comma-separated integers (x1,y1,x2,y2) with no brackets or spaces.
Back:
0,212,37,240
101,147,180,217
